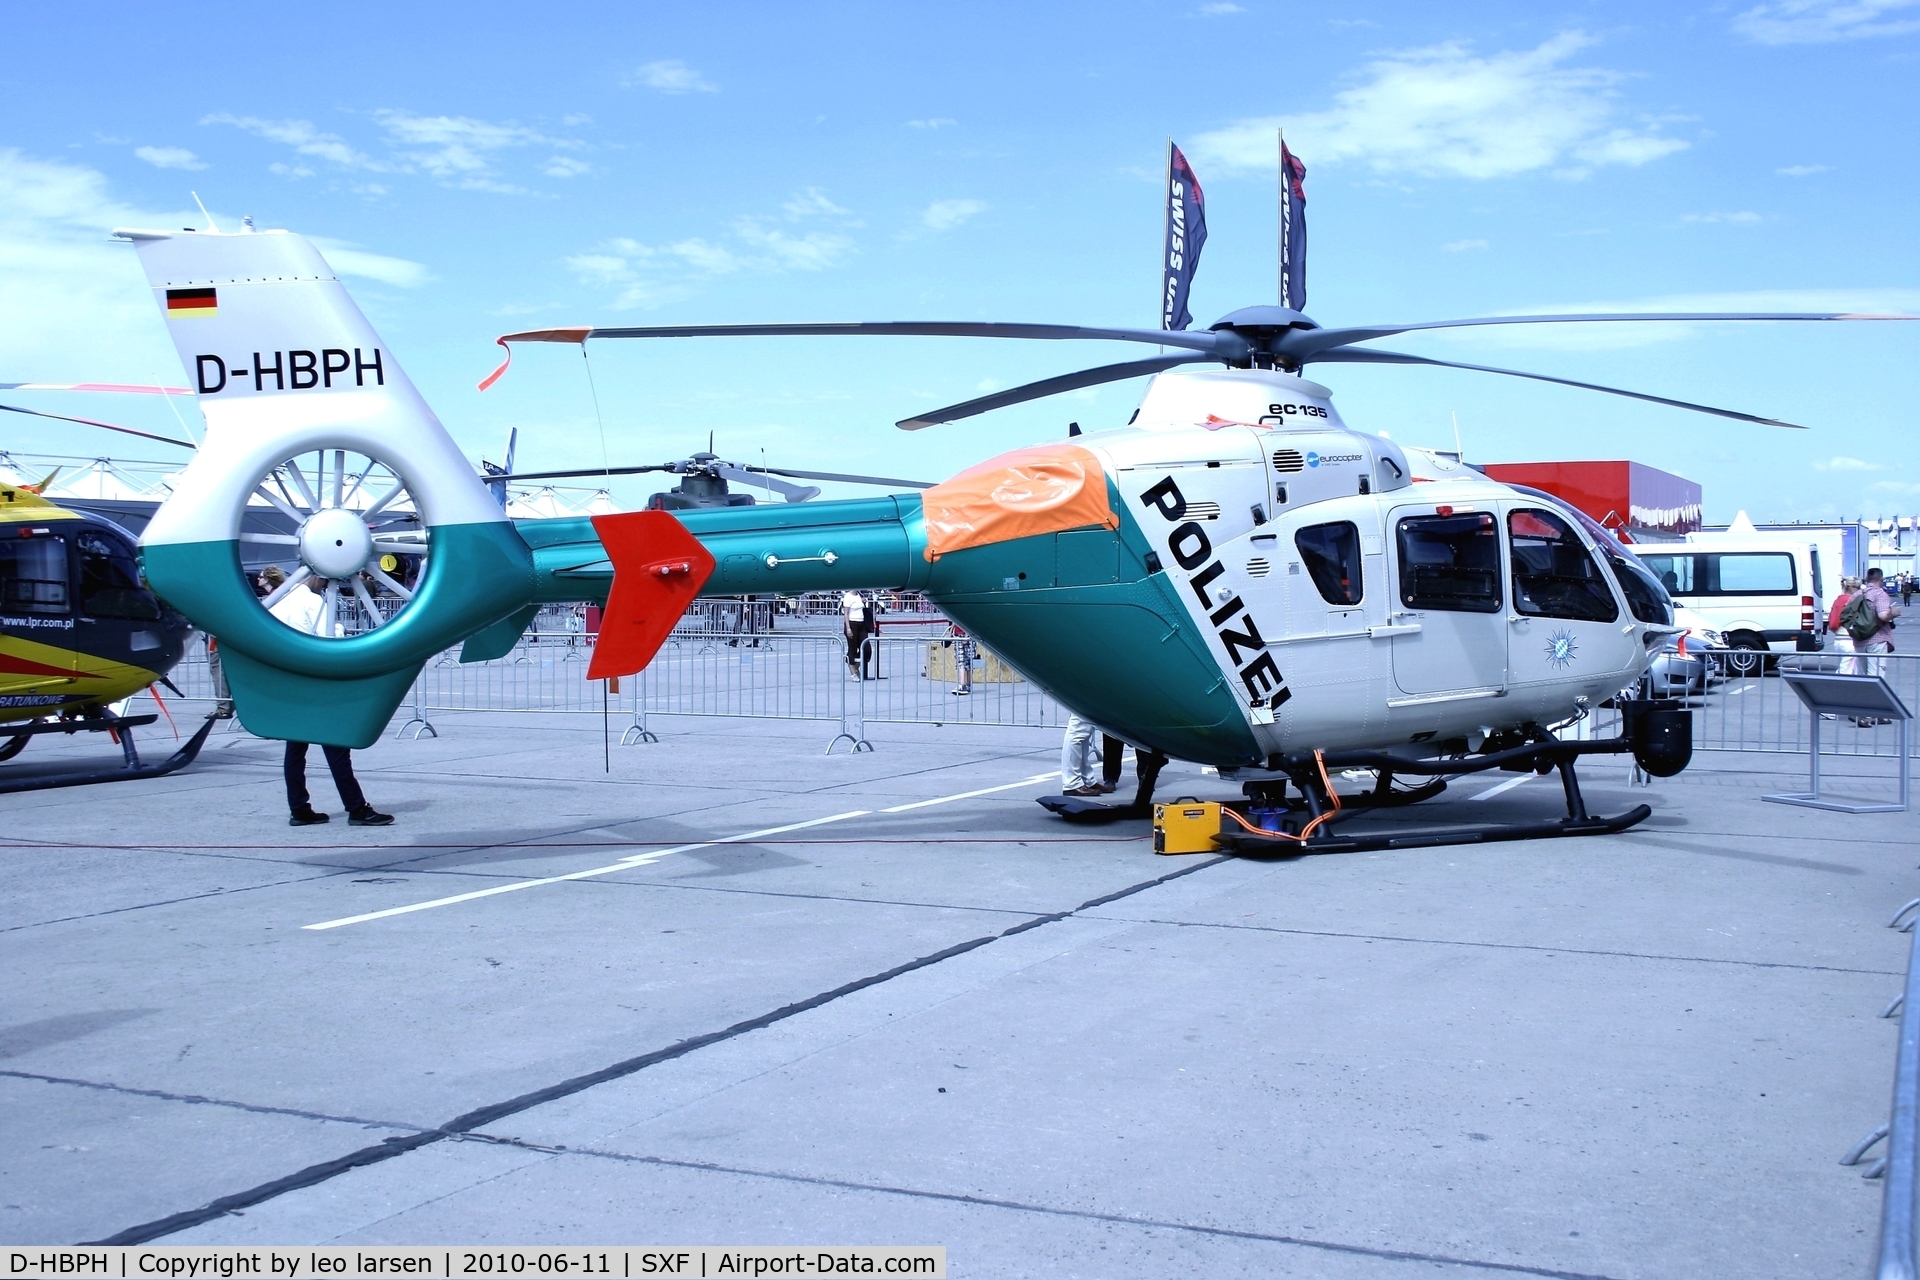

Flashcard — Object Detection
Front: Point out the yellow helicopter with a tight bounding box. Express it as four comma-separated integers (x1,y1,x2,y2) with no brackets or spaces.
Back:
0,461,209,791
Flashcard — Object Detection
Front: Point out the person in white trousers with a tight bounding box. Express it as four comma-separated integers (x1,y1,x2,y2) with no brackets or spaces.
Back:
1060,715,1102,796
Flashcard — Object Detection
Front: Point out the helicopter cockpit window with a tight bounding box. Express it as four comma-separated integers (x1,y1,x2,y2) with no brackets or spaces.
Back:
76,530,160,621
1396,512,1502,613
1507,509,1619,624
0,532,70,615
1295,521,1363,605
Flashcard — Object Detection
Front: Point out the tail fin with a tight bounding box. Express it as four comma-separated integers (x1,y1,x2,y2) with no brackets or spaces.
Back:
116,226,533,746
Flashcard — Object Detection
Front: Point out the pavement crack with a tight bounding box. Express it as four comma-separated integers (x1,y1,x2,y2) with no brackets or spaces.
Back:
0,1068,424,1133
1102,916,1901,976
495,1142,1628,1280
88,855,1231,1247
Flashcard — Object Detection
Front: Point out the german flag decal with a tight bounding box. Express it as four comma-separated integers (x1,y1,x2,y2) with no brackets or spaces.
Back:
165,287,217,319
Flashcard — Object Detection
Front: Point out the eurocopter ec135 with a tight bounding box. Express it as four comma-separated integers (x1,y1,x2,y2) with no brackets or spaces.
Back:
112,222,1912,852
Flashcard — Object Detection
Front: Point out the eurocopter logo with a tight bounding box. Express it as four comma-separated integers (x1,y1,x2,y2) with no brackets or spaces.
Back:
193,349,385,395
1305,450,1361,468
1138,475,1291,712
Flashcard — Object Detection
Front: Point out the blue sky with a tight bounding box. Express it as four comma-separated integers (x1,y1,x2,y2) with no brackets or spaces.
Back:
3,0,1916,520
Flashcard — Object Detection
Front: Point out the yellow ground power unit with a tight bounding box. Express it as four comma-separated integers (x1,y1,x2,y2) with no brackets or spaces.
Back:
1153,799,1223,854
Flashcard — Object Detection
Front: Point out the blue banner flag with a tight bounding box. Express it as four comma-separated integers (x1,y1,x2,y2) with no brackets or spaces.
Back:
1280,142,1307,312
1160,143,1208,332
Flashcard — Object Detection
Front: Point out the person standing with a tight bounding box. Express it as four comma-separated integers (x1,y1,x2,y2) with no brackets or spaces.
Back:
842,589,875,679
1829,576,1862,675
269,576,393,827
1859,567,1902,680
1098,733,1128,794
1060,714,1102,797
948,622,975,696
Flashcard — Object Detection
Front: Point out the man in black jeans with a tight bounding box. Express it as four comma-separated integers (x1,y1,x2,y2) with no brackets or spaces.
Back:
266,572,395,828
285,741,392,827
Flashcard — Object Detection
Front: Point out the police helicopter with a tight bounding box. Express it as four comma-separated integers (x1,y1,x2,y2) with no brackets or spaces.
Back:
111,216,1914,853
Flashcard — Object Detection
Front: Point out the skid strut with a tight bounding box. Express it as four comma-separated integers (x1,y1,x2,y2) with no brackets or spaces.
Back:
1216,734,1650,856
0,710,217,795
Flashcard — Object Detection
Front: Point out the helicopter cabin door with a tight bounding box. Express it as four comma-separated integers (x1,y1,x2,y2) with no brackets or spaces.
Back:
1386,507,1508,696
1500,504,1635,688
0,525,78,698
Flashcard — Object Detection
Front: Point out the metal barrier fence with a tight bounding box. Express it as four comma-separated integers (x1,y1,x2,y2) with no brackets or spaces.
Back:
161,637,1920,755
165,631,1067,743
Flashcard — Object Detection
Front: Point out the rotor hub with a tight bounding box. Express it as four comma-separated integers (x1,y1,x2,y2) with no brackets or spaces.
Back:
298,507,374,579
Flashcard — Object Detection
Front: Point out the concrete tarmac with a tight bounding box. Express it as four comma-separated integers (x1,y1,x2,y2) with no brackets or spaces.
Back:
2,708,1914,1277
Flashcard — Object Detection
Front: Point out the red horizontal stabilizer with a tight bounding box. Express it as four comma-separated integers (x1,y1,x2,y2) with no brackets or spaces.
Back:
586,510,716,681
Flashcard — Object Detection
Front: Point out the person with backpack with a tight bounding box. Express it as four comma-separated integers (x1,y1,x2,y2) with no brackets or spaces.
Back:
1830,576,1864,673
1855,567,1902,680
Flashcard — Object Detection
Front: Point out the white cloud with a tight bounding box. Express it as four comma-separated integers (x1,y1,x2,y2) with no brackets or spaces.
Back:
922,198,987,230
1198,2,1246,13
627,59,717,94
1815,455,1883,471
204,114,388,171
1778,163,1831,176
309,237,432,288
1192,32,1688,180
1735,0,1920,44
1682,210,1764,224
373,111,549,188
730,223,852,270
0,151,177,385
569,190,858,307
207,110,581,193
782,187,848,218
1443,238,1488,251
134,146,205,171
907,118,957,129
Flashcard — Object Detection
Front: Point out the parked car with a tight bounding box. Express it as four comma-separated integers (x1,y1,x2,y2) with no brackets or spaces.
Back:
1643,605,1729,696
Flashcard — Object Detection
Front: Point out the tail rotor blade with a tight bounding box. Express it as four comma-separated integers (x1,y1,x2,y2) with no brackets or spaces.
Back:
1308,347,1810,429
897,353,1208,430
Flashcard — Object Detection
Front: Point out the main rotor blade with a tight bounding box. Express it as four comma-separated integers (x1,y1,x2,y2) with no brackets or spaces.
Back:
1285,310,1920,361
0,402,197,449
498,321,1233,358
896,353,1210,431
744,466,935,490
715,465,819,503
1308,347,1809,429
485,463,674,483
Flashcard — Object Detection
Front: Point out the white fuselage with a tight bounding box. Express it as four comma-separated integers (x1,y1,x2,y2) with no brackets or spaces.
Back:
1079,368,1662,758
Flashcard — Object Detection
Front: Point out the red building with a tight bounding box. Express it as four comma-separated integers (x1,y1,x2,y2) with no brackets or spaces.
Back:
1479,460,1702,540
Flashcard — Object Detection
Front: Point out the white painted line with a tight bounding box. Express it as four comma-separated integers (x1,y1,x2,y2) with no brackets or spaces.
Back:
302,810,870,931
1472,773,1536,802
881,771,1062,813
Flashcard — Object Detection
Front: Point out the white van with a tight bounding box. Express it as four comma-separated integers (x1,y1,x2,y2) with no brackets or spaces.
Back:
1634,536,1825,671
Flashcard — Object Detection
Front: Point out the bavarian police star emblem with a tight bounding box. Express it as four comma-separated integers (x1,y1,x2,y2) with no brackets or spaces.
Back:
1545,629,1578,668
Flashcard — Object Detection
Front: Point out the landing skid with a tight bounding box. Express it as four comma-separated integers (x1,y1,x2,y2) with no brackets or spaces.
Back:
1038,749,1169,823
0,710,217,795
1216,736,1651,856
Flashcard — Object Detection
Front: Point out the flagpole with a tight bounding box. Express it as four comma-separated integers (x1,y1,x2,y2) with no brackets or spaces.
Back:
1160,136,1173,336
1276,127,1285,307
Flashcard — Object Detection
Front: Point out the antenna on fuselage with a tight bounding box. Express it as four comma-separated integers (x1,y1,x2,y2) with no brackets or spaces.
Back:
1452,411,1465,463
190,192,220,234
